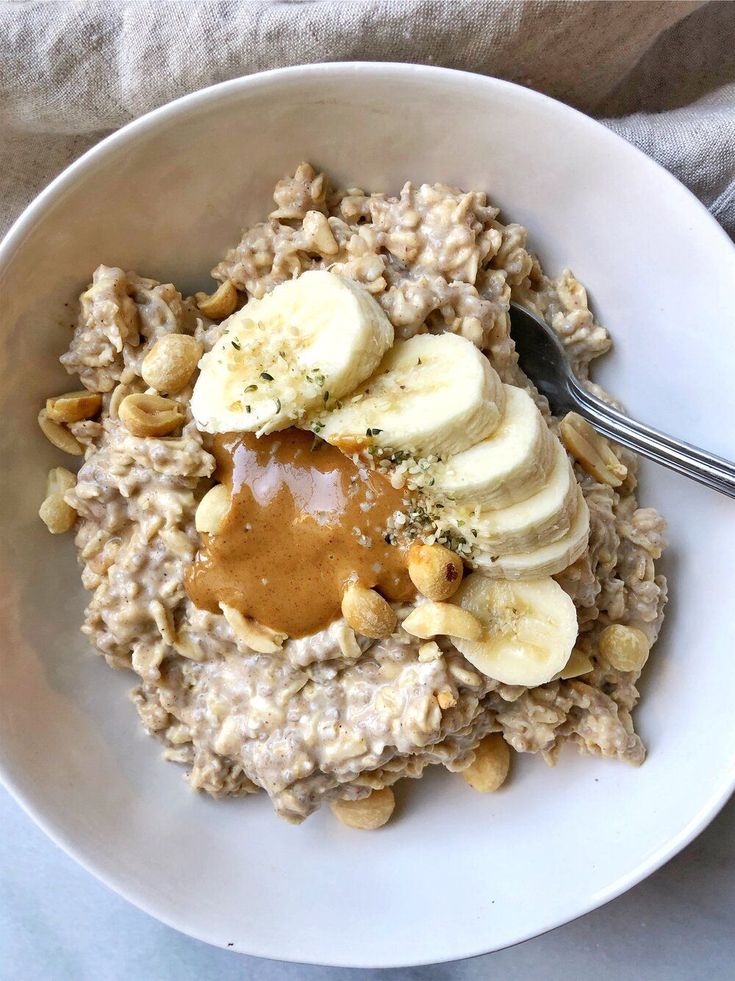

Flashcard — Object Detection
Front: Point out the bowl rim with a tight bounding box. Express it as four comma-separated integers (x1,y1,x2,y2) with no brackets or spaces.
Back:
1,61,734,967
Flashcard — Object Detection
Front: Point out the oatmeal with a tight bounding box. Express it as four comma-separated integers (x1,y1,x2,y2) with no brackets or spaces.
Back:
37,163,667,825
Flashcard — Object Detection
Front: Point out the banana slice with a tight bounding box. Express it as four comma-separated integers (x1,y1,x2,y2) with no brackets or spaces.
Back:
191,270,394,435
315,333,505,458
472,490,590,579
444,439,577,554
451,573,578,687
429,385,555,510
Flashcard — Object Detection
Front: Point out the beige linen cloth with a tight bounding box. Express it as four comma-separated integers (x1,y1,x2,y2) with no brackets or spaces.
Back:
0,0,733,239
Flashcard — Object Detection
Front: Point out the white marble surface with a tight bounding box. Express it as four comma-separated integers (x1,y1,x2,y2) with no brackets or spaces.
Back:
1,784,733,979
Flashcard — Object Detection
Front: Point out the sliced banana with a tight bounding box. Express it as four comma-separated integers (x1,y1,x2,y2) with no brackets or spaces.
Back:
315,333,505,459
452,573,578,687
191,270,394,435
429,385,555,510
473,490,590,579
444,439,577,554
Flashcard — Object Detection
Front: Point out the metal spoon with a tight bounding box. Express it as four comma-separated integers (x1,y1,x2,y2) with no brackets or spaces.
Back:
509,302,735,498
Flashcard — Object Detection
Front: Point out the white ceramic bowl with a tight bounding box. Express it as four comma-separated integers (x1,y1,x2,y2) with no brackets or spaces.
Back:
1,63,734,968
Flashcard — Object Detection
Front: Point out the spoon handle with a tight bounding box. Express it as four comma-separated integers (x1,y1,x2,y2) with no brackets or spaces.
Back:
568,378,735,498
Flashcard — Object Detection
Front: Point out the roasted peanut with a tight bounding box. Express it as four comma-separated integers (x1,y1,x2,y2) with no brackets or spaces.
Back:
39,467,77,534
330,787,395,830
220,602,287,654
194,483,230,535
46,390,102,423
46,466,76,496
599,624,650,673
461,733,510,793
402,602,482,641
408,543,464,600
118,393,185,437
37,409,83,456
560,412,627,487
195,280,238,320
141,334,203,394
341,583,397,639
38,494,76,534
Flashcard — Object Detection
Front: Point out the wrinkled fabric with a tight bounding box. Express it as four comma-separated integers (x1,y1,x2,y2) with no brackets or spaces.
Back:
0,0,733,236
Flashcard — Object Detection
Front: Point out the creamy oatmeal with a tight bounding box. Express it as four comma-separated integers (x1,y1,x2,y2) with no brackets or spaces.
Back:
38,163,667,827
